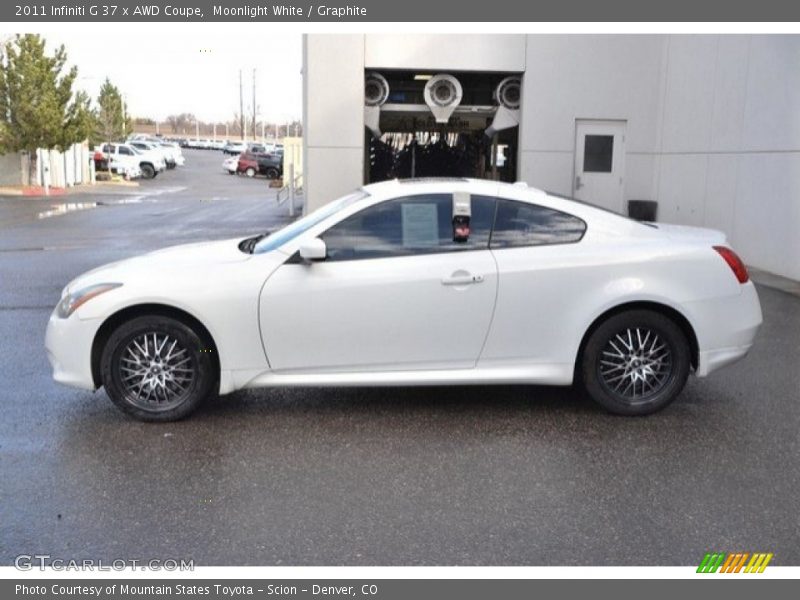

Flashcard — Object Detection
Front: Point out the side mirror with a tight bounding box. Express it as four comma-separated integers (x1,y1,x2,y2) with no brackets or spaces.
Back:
299,238,327,262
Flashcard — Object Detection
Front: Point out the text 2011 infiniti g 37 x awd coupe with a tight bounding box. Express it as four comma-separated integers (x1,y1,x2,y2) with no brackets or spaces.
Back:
46,178,762,421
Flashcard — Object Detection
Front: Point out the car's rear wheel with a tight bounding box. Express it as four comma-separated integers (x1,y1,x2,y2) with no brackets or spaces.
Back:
100,316,216,421
245,167,256,178
265,167,280,180
140,163,155,179
581,310,690,415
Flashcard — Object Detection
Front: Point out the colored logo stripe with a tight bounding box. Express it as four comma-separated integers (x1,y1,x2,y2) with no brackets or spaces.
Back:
745,553,773,573
697,553,726,573
697,552,773,573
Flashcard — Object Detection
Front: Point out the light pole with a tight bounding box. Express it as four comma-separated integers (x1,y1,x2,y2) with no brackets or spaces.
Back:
122,94,128,138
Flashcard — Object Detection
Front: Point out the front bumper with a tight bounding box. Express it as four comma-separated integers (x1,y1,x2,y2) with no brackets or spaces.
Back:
44,309,101,391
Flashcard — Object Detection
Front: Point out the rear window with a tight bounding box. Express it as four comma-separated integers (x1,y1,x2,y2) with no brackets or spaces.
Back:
491,199,586,248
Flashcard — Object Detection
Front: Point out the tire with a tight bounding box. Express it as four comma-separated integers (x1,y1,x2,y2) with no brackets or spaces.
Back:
265,167,280,180
140,163,156,179
100,315,217,422
245,167,256,178
581,309,690,416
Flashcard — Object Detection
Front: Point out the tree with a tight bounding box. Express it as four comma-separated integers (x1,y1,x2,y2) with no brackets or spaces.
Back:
166,112,195,134
0,34,93,182
95,78,129,142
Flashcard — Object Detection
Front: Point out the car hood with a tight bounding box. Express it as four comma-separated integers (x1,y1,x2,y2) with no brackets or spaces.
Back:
66,238,251,292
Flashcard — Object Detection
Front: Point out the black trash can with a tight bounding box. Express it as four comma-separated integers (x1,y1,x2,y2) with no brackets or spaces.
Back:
628,200,658,222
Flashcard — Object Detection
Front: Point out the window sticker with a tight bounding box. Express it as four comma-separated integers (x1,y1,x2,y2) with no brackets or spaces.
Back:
401,203,439,248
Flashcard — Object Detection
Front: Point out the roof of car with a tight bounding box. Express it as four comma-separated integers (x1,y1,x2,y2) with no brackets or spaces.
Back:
362,177,545,197
358,178,655,234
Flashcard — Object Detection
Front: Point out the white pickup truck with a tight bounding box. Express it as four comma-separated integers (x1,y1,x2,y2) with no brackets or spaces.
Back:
127,136,186,168
128,140,184,169
97,143,166,179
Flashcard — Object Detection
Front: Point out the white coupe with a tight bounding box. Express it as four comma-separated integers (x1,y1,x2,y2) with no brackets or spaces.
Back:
45,179,762,421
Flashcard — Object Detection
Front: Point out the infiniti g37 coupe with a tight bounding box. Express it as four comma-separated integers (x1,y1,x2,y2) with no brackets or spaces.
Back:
46,178,762,421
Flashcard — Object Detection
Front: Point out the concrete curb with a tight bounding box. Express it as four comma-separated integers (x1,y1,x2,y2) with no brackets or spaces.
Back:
749,267,800,298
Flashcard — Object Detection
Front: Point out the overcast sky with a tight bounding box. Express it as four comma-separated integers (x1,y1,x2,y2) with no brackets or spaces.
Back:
3,30,303,124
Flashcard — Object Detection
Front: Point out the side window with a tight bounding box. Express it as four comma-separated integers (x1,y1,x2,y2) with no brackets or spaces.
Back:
323,194,495,261
491,199,586,248
120,147,132,156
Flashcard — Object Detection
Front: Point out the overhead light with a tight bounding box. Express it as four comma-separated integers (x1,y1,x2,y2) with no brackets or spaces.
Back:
414,74,433,81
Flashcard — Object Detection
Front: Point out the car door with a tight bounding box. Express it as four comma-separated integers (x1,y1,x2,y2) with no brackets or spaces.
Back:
259,193,499,373
480,197,589,371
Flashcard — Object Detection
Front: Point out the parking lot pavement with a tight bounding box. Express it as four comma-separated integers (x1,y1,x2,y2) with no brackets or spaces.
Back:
1,151,798,566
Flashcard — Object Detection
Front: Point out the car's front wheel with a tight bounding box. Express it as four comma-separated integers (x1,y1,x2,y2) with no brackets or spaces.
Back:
100,316,216,421
581,309,690,415
245,167,256,178
265,167,280,180
140,163,156,179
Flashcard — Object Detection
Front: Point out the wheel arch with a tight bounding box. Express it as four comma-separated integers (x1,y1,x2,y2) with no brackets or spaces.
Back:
574,301,699,378
90,303,220,389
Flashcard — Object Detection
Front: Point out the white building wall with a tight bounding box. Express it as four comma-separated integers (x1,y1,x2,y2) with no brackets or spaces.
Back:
519,35,666,201
365,34,526,71
655,35,800,280
303,34,800,280
303,34,366,212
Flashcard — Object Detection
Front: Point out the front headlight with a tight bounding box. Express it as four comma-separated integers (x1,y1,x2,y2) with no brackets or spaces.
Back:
57,283,122,319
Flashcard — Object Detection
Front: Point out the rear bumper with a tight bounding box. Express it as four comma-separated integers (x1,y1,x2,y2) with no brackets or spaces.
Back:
697,344,755,377
688,282,763,377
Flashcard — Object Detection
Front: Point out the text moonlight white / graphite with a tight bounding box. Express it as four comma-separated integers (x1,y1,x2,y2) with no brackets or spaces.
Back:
212,5,367,18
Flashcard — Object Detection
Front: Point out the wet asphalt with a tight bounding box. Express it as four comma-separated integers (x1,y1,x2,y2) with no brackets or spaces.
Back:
0,150,798,566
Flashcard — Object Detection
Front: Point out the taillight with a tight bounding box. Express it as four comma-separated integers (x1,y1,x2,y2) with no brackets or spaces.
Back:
713,246,749,283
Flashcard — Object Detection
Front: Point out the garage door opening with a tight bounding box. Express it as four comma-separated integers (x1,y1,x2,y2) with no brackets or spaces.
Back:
364,70,521,184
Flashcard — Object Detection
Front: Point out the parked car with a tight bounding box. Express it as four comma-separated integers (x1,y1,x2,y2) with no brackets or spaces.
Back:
222,156,238,174
223,141,247,155
185,138,210,149
237,151,282,179
45,178,762,421
159,141,185,167
247,143,269,154
262,143,284,155
96,143,166,179
93,150,141,180
127,136,186,168
128,140,176,169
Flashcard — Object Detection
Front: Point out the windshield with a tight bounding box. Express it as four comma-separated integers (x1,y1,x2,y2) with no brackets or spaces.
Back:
253,190,368,254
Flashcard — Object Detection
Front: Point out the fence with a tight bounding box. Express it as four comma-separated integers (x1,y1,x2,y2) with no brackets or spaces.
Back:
35,142,92,188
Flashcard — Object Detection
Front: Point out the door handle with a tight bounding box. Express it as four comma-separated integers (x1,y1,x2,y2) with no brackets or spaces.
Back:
575,175,584,190
442,273,484,286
